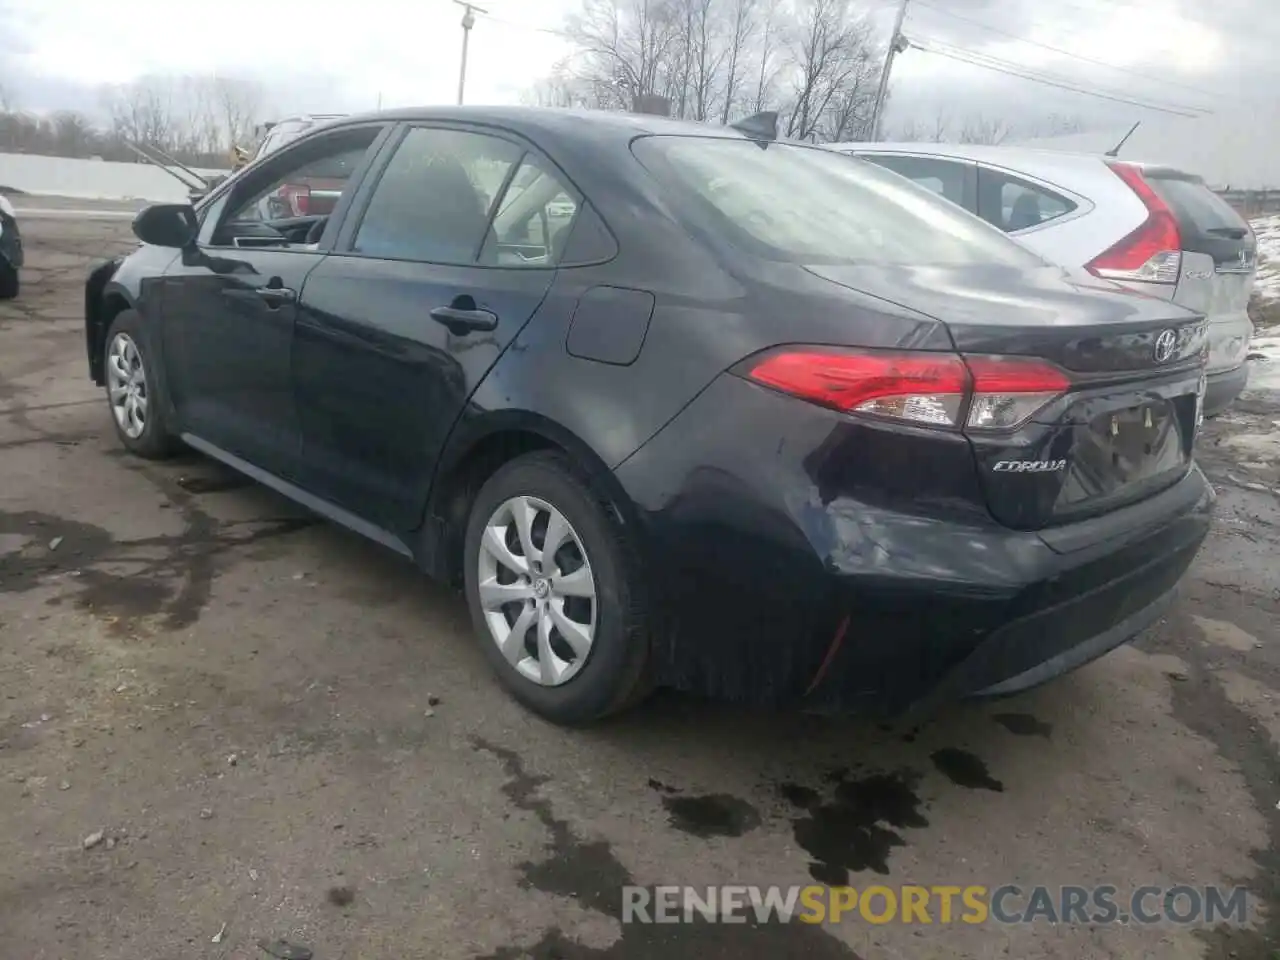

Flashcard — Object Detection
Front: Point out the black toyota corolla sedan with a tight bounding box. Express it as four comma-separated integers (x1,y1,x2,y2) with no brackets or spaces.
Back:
83,106,1213,724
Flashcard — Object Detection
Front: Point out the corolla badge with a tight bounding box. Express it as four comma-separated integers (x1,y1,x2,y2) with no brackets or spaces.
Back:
1154,329,1177,363
993,459,1068,473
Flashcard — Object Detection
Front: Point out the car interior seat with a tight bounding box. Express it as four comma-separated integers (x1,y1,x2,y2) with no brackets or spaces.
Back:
1008,192,1043,231
358,156,488,261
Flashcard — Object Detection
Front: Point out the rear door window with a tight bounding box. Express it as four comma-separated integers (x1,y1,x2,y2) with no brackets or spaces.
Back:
976,168,1077,233
352,126,523,264
858,154,975,211
1144,172,1255,270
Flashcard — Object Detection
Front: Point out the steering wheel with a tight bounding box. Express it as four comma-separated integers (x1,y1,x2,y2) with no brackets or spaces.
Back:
305,217,328,244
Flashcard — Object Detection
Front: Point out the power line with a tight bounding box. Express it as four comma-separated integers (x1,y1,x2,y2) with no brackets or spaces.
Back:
911,0,1225,102
908,39,1206,117
914,38,1208,115
477,11,571,38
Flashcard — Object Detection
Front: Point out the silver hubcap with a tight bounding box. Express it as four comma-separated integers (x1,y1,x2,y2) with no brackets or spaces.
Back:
477,495,597,686
107,333,148,439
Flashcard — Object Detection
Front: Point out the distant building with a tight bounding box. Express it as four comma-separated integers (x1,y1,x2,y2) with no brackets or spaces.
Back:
1010,104,1279,190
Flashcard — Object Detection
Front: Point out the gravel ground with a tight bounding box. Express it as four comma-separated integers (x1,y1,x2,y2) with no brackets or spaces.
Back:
3,206,1280,960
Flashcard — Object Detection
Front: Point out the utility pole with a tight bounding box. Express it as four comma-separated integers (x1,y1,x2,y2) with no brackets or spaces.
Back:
453,0,487,106
869,0,910,141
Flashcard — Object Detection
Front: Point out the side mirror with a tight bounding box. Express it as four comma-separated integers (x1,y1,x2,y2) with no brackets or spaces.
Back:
132,203,198,248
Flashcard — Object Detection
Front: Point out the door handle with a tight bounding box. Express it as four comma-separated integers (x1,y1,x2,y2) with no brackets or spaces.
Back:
255,285,297,307
430,305,498,335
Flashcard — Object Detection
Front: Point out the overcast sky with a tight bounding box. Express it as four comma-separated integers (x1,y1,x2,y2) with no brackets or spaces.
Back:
0,0,1271,134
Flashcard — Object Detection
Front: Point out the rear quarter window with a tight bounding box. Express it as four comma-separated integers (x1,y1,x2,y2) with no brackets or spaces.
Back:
976,168,1077,233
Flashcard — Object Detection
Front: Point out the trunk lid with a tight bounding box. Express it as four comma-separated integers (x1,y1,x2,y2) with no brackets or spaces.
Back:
804,262,1208,529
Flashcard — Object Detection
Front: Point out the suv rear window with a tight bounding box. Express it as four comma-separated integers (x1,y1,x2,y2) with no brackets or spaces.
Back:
631,136,1045,268
1145,172,1254,267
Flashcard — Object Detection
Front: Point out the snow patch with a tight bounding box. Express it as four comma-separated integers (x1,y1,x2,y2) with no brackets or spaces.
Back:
1248,334,1280,393
1252,215,1280,303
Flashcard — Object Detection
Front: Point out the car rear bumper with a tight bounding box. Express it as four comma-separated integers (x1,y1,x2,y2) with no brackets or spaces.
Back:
616,372,1213,715
1203,363,1249,418
796,466,1209,717
0,212,22,269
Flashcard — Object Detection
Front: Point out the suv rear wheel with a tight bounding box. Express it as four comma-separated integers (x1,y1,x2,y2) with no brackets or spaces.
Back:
463,451,652,724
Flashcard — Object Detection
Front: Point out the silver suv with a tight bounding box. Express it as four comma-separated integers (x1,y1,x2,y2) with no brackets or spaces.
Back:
828,142,1257,416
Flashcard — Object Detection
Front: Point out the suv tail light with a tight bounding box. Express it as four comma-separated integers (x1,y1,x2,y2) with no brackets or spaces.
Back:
742,348,1070,430
1085,162,1182,284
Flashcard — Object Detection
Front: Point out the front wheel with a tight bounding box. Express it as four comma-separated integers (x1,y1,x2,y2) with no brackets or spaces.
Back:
104,310,177,459
463,451,652,724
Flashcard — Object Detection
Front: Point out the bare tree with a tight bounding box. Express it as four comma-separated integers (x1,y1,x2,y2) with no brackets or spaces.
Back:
103,75,180,151
51,111,95,156
784,0,877,141
718,0,758,123
956,113,1013,145
895,112,950,142
1041,112,1086,136
541,0,878,138
748,3,781,114
565,0,684,111
212,74,263,153
679,0,728,121
522,60,592,108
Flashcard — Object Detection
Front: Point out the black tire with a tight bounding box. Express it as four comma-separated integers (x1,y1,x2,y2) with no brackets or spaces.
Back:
103,309,178,459
463,451,653,725
0,264,16,300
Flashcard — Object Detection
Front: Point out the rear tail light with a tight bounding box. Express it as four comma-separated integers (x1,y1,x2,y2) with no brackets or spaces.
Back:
964,355,1071,429
742,348,1070,430
745,348,967,427
1085,162,1181,284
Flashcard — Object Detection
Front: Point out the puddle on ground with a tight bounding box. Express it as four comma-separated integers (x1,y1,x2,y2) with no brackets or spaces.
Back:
783,767,928,881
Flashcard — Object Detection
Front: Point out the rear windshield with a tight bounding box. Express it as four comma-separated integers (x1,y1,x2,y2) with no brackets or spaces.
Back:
1145,173,1254,265
630,136,1046,268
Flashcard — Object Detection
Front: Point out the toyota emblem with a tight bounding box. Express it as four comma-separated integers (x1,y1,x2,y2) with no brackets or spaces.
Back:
1154,329,1177,363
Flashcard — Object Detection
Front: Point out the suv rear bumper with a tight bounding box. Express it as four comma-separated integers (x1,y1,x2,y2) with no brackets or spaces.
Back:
617,372,1214,715
1203,363,1249,418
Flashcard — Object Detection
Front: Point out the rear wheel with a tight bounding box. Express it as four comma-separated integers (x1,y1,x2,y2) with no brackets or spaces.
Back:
104,310,177,459
463,451,652,724
0,263,17,300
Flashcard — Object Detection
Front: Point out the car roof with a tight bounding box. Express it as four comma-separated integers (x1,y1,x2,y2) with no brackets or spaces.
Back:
321,105,770,146
829,140,1196,179
831,140,1112,165
269,113,348,124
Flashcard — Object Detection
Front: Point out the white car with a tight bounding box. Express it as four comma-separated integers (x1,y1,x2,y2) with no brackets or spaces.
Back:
827,142,1257,416
0,193,22,299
